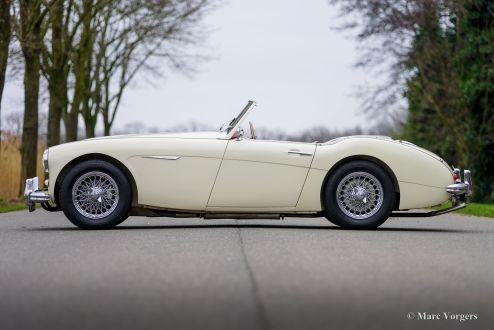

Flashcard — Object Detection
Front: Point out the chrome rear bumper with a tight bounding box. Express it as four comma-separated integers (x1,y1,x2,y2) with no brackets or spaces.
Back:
392,169,472,218
446,169,472,198
24,177,50,212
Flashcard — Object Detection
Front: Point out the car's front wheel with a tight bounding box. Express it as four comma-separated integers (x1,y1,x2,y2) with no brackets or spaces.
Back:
324,160,396,229
59,160,131,229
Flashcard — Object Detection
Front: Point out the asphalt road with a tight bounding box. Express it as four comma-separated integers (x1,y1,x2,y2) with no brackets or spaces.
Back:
0,211,493,330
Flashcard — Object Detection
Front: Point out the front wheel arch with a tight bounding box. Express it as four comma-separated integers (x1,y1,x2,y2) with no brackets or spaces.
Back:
59,159,132,229
320,155,400,211
55,153,138,207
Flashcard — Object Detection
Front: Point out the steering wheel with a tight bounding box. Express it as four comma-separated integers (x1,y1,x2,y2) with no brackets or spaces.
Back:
249,121,257,140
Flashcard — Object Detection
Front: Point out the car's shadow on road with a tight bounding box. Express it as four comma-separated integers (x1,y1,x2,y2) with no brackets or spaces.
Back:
25,223,478,233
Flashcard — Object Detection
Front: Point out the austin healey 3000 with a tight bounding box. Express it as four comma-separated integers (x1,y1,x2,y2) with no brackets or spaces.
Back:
25,101,472,229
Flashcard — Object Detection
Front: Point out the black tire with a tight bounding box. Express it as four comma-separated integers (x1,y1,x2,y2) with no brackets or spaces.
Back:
59,160,131,229
116,215,129,226
323,160,396,229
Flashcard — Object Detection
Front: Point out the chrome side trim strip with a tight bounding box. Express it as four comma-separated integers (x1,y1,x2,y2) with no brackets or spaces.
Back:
142,156,181,160
287,150,313,156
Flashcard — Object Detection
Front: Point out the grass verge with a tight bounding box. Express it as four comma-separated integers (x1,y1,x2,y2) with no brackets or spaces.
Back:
0,199,28,213
457,203,494,218
434,202,494,218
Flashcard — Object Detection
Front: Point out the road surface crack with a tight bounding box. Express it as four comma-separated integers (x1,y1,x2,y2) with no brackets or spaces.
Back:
236,223,270,330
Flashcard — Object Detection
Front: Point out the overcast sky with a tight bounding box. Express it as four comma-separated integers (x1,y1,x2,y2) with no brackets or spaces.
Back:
3,0,373,135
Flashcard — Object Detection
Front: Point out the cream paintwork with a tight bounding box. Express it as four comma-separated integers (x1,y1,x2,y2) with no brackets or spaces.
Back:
208,139,316,208
48,135,228,211
310,136,453,209
47,132,454,214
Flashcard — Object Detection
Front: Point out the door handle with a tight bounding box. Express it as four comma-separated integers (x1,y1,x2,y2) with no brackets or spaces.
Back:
287,150,313,156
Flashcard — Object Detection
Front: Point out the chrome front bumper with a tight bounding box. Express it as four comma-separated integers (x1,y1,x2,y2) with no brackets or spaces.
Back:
24,177,50,212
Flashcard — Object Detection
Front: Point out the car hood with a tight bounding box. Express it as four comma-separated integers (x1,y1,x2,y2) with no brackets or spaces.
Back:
85,131,226,141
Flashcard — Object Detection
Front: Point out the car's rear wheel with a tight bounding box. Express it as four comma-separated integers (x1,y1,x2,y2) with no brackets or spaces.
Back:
324,160,395,229
59,160,131,229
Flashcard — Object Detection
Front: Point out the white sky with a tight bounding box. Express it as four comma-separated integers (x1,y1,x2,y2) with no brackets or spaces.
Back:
2,0,372,135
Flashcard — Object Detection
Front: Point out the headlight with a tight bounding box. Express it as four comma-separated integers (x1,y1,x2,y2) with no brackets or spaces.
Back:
43,149,49,173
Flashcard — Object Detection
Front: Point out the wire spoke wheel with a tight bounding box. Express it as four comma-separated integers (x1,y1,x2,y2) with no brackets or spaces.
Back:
336,171,384,220
72,171,120,220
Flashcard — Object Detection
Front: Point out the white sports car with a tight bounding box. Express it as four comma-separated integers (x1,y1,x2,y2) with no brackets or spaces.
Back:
25,101,472,229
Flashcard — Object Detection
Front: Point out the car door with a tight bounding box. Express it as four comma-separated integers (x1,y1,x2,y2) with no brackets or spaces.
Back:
127,138,228,211
207,139,316,209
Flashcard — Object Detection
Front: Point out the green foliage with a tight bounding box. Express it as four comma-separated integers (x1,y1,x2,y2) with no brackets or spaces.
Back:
459,0,494,202
400,14,459,164
400,81,459,165
401,0,494,202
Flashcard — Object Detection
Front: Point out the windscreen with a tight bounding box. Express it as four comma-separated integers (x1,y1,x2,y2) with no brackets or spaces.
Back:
227,101,255,133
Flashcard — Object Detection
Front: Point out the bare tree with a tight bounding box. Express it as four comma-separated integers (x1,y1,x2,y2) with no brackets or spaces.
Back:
16,0,44,195
81,0,217,137
39,0,218,141
41,0,76,146
63,0,97,142
329,1,459,118
0,0,12,153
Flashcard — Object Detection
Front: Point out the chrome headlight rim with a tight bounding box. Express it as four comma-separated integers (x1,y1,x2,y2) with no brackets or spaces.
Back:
43,149,49,173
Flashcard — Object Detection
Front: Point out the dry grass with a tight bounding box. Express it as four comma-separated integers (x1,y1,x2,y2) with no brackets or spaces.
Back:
0,133,45,200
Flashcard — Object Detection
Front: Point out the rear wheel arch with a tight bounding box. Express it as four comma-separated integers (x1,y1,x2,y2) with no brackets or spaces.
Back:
54,154,138,207
320,155,400,211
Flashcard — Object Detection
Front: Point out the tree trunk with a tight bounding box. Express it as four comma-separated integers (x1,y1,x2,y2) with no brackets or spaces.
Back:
20,53,40,195
47,0,65,147
19,0,42,196
47,77,66,146
0,0,11,142
85,121,95,138
103,121,111,136
63,0,93,142
63,100,79,142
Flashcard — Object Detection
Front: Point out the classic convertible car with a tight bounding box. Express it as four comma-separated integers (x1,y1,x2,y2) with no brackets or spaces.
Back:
25,101,472,229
